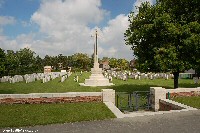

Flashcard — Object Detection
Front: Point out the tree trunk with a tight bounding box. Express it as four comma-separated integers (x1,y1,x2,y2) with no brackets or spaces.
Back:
173,72,179,89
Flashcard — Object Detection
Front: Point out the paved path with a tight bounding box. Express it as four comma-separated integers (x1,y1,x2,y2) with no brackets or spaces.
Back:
1,110,200,133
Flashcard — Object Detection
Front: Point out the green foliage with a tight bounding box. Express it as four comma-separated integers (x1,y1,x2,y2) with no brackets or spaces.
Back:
0,102,115,128
5,50,20,75
0,46,132,76
4,48,38,75
0,48,6,77
125,0,200,88
71,53,91,71
108,58,129,70
117,58,129,70
16,48,36,74
34,55,43,72
109,58,118,68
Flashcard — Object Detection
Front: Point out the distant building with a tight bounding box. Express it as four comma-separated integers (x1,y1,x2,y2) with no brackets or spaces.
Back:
44,66,52,73
184,69,195,74
129,59,136,70
99,60,110,70
179,69,195,79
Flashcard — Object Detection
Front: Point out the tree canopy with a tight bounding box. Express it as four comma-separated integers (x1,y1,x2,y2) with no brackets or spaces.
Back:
0,47,131,77
124,0,200,88
0,48,6,75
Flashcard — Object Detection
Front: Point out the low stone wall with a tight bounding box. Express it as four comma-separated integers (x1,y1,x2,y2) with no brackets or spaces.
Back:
166,90,200,99
0,90,116,105
0,96,101,104
150,87,200,111
159,99,197,111
0,92,102,99
159,99,185,111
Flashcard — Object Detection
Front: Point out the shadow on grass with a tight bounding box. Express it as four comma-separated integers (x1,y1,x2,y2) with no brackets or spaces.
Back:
178,83,200,88
0,89,15,94
110,84,172,93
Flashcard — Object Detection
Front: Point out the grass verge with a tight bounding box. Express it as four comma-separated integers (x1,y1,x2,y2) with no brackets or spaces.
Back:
0,102,116,128
173,96,200,109
0,72,199,94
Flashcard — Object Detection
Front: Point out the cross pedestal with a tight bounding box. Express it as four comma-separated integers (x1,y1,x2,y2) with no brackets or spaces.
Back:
79,62,114,86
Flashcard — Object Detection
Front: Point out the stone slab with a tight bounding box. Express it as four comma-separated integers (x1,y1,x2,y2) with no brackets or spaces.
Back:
104,102,124,118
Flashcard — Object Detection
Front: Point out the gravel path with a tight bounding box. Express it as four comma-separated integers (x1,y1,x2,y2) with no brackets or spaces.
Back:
1,110,200,133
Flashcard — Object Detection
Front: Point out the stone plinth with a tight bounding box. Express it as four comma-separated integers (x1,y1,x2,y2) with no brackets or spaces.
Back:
79,63,114,87
102,89,115,105
150,87,166,112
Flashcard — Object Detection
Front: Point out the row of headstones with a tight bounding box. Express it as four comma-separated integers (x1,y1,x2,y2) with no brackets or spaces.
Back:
104,71,123,81
72,71,84,82
0,72,72,84
128,72,173,80
0,75,24,83
104,70,173,81
60,72,72,82
104,73,113,81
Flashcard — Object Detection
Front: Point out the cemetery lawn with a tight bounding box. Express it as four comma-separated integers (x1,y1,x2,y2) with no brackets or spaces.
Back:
0,102,116,128
173,96,200,109
0,72,200,94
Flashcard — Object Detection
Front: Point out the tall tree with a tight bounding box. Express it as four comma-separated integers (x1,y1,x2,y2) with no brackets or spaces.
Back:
125,0,200,88
109,58,118,69
0,48,6,77
5,50,20,75
71,53,91,71
43,55,53,67
16,48,36,74
117,58,129,70
34,55,43,72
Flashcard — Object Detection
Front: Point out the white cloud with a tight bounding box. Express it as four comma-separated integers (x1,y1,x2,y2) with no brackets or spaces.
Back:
31,0,108,34
0,33,35,51
28,0,109,57
0,0,134,60
0,16,16,35
99,14,132,59
133,0,155,15
0,16,16,26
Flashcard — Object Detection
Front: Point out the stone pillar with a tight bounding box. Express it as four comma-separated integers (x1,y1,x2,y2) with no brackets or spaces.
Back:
150,87,166,112
102,89,115,105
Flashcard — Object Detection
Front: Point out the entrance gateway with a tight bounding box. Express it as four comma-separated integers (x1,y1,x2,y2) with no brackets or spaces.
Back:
116,91,152,112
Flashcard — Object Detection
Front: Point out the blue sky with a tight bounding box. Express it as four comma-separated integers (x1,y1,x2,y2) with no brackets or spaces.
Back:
0,0,40,37
0,0,133,37
0,0,154,60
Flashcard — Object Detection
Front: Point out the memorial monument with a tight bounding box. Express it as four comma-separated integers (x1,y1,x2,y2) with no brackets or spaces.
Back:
79,29,114,86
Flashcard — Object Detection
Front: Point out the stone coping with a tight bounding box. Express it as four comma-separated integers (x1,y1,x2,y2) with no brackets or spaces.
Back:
0,92,102,99
165,87,200,93
159,99,198,111
104,102,124,118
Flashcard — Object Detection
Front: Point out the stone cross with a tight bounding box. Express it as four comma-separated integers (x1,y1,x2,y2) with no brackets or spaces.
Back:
92,29,98,65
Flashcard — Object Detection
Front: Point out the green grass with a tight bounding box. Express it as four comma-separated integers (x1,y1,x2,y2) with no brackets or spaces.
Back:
0,102,116,128
0,72,102,94
111,78,200,93
0,72,199,94
0,72,200,128
173,96,200,109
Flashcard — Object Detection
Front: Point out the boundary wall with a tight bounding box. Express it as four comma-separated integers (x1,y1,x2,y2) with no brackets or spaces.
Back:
150,87,200,111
